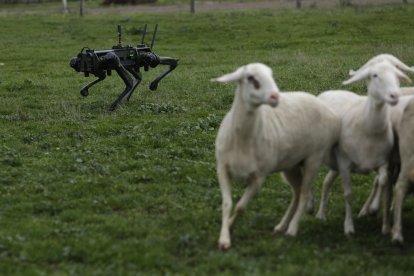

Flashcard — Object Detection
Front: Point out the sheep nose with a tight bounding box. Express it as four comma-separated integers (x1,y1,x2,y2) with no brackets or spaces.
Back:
269,93,279,107
390,93,399,101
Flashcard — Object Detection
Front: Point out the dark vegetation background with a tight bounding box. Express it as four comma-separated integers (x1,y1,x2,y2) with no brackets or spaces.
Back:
1,2,414,275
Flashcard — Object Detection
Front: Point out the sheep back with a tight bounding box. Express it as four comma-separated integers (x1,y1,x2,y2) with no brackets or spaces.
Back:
215,92,340,179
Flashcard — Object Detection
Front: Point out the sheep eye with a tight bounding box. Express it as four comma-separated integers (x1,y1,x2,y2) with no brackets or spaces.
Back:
247,76,261,89
373,74,378,78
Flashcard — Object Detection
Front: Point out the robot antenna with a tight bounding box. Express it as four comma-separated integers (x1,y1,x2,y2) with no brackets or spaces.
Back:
151,24,158,50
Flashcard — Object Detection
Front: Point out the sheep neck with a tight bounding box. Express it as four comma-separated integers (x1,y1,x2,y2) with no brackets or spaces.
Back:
230,86,260,147
362,95,389,134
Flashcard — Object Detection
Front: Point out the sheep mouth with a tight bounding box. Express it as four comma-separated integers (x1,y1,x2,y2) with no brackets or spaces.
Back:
268,100,279,108
386,99,399,106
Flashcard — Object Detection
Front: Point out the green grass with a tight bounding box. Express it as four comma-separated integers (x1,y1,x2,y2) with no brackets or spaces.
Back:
1,2,414,275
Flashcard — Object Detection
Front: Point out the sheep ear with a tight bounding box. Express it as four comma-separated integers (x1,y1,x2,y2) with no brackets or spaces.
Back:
343,67,371,85
349,54,414,76
211,67,244,83
348,56,382,76
394,67,412,83
380,55,414,74
394,63,414,74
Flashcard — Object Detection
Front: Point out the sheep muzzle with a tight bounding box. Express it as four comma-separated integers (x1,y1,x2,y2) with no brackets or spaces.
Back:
269,93,279,107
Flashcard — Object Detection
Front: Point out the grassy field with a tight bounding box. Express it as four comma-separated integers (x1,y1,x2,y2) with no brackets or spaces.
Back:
1,2,414,275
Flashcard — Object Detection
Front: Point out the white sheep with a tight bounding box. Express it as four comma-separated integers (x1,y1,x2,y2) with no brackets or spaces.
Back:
316,82,414,224
212,63,340,249
391,96,414,243
358,93,414,235
315,60,412,236
318,54,414,223
359,92,414,219
347,56,414,231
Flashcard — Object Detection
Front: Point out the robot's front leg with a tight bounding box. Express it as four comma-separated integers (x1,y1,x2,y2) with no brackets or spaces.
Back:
80,71,106,97
149,65,177,91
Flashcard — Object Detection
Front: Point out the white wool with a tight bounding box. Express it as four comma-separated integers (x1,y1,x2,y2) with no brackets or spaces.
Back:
400,87,414,96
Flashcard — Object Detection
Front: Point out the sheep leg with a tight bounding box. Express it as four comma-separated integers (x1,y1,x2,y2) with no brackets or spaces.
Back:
228,175,264,228
391,175,410,243
217,165,233,249
273,166,302,234
389,164,401,213
316,170,339,220
337,160,355,236
286,157,322,237
382,176,392,235
358,175,379,217
369,165,388,216
306,187,314,215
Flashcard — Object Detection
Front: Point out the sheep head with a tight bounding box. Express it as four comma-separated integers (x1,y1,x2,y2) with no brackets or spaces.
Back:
349,54,414,76
343,60,411,106
211,63,280,110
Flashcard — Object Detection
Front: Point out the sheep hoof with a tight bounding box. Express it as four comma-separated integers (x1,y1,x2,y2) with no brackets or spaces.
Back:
391,229,404,244
218,235,231,250
345,232,354,239
272,229,283,235
382,225,391,235
315,212,326,220
358,208,369,218
272,226,285,235
344,225,355,238
306,200,314,215
368,206,379,217
285,231,297,238
218,242,231,250
392,236,404,245
285,225,298,237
